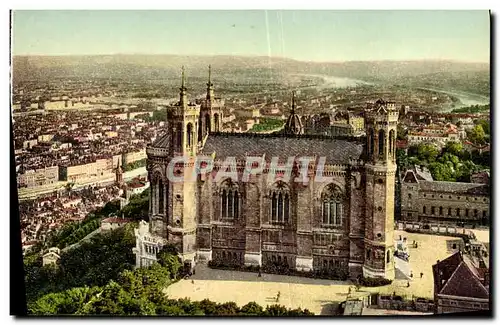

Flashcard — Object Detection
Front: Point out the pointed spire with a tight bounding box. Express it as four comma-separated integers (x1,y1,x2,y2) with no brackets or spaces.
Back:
208,64,212,85
180,65,186,91
179,66,187,106
291,90,296,114
206,65,215,101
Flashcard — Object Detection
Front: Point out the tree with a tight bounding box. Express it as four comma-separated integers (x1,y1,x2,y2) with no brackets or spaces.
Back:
476,119,490,135
157,251,182,280
467,125,486,145
428,162,455,181
416,143,439,163
443,142,464,158
240,301,264,315
216,302,240,315
264,304,289,316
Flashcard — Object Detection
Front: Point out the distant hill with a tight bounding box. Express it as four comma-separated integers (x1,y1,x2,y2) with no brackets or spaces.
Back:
12,55,490,96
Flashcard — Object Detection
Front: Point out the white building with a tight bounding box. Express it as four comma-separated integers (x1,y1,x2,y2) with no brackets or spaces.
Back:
42,247,61,267
132,220,166,268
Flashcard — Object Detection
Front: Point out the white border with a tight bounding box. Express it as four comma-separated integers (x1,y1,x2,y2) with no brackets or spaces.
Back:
1,1,498,324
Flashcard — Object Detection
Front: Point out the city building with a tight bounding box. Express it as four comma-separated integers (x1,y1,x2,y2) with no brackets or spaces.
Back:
133,68,399,281
42,247,61,267
17,166,59,188
433,251,490,314
101,217,131,231
400,166,490,226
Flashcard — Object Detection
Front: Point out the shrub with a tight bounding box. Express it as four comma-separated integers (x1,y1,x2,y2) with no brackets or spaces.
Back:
359,277,392,287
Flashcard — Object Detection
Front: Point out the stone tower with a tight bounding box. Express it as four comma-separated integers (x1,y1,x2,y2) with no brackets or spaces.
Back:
115,161,123,185
362,99,398,280
148,66,200,268
199,65,223,141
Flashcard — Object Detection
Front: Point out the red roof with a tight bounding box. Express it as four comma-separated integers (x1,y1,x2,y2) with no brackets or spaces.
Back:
396,140,408,148
433,252,489,299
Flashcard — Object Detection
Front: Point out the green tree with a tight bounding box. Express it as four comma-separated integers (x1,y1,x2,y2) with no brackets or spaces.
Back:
240,301,264,315
467,124,486,145
476,119,490,135
428,162,455,181
416,143,440,163
443,142,464,158
264,304,289,316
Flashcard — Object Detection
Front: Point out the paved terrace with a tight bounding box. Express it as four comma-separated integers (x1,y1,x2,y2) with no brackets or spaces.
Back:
165,230,489,315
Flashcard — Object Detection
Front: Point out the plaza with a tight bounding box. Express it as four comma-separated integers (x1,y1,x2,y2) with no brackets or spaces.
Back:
165,230,488,315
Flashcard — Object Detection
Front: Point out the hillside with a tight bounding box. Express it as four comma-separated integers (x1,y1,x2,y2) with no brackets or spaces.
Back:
12,55,490,97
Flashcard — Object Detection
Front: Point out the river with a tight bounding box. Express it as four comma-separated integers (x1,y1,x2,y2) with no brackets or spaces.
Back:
417,87,490,111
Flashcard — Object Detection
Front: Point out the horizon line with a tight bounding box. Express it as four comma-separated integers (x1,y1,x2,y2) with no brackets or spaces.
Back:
11,53,490,65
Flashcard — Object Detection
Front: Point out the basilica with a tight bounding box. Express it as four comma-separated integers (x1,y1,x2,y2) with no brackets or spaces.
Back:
133,66,399,280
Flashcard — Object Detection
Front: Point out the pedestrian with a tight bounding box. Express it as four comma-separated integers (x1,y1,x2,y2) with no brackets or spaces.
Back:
407,281,410,288
258,270,262,277
277,291,281,302
420,272,423,278
191,279,194,284
415,242,418,248
410,272,413,278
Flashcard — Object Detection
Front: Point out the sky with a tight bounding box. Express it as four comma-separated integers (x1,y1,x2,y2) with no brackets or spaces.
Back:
12,10,490,62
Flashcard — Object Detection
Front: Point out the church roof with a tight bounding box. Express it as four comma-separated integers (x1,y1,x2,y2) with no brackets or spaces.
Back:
200,133,364,164
433,252,489,300
419,180,489,195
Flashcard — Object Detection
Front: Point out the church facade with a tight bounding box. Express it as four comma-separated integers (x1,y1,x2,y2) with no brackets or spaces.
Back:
133,67,399,280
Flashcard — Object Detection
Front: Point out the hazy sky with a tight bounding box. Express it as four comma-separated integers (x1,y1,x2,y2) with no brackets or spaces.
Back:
12,10,490,62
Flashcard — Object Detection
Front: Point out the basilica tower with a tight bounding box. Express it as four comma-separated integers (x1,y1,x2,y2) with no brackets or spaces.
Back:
147,66,200,268
198,65,223,141
362,99,398,280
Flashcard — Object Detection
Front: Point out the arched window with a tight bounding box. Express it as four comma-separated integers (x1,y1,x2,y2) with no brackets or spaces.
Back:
439,206,443,215
205,114,211,134
186,123,193,147
284,193,290,223
423,206,427,214
220,180,239,219
387,250,390,264
378,129,385,157
278,192,283,221
456,208,460,216
158,178,164,214
214,113,220,132
431,206,435,215
270,182,290,223
221,189,227,218
176,123,182,150
448,208,452,216
366,249,371,260
389,129,395,155
271,193,277,222
321,184,344,226
465,209,469,217
408,193,412,199
368,128,374,156
234,191,239,218
227,189,233,218
198,118,203,142
474,209,478,217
